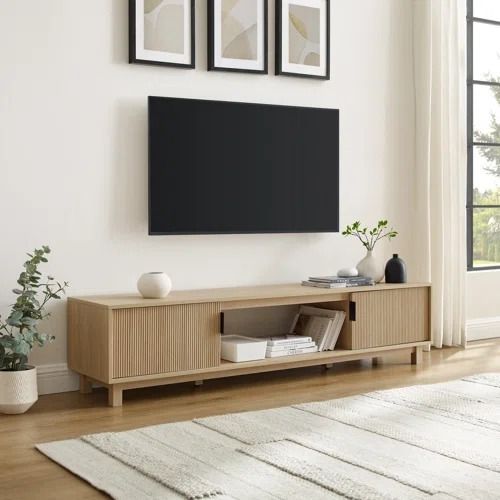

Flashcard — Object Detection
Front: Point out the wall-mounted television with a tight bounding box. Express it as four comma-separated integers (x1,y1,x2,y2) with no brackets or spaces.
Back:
148,96,339,235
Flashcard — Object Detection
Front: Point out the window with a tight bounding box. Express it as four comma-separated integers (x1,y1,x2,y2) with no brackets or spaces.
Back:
467,0,500,270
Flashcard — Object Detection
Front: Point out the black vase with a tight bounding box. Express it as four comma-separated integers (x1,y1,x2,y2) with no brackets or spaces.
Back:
385,254,407,283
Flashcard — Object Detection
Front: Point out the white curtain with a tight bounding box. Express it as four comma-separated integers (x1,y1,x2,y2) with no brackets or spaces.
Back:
413,0,467,347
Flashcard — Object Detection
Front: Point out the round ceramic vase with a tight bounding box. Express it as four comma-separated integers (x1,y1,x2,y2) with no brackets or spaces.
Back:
137,272,172,298
356,250,384,283
0,366,38,414
385,254,407,283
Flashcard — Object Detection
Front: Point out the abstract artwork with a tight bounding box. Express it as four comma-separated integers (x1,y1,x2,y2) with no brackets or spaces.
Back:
276,0,330,79
129,0,195,68
208,0,268,74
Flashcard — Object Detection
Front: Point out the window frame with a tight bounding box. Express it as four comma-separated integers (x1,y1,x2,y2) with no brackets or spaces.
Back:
467,0,500,271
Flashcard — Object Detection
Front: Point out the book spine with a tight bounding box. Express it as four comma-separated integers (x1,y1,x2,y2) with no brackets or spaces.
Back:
302,281,346,288
266,346,318,357
308,277,371,283
267,342,316,352
267,337,312,346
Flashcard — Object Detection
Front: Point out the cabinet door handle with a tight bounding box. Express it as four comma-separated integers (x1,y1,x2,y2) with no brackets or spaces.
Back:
349,301,356,321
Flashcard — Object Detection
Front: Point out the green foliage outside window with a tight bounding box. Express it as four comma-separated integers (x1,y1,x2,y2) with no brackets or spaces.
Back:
473,65,500,267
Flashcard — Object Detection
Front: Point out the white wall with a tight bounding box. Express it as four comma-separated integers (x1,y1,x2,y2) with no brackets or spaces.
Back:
467,272,500,340
0,0,416,374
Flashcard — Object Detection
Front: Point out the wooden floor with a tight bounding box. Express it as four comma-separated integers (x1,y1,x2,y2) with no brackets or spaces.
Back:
1,339,499,500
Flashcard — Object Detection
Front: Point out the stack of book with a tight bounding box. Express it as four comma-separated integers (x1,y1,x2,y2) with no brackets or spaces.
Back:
290,305,345,351
264,304,346,358
302,275,375,288
265,335,318,358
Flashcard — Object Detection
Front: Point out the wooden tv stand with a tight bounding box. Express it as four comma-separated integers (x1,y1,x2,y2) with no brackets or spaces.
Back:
68,283,431,406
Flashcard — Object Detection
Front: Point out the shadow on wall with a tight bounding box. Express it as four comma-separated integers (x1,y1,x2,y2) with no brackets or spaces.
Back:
103,0,149,238
28,299,68,367
111,0,128,64
109,99,149,238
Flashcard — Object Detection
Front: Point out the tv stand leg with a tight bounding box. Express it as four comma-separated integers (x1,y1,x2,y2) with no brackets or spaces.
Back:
108,385,123,407
411,346,423,365
372,357,383,366
324,363,334,369
79,375,93,394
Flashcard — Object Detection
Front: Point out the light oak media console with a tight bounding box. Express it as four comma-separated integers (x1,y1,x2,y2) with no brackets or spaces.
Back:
68,283,431,406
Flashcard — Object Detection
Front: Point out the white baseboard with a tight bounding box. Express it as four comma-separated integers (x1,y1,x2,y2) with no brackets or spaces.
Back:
37,363,79,395
467,317,500,342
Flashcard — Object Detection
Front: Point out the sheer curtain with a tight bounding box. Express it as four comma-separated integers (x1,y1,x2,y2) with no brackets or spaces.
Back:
412,0,467,347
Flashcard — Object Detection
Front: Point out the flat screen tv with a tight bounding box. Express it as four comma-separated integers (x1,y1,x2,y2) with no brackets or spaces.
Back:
149,96,339,235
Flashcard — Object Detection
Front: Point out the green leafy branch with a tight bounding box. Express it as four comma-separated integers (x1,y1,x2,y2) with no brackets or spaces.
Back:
342,220,398,251
0,246,69,371
474,72,500,177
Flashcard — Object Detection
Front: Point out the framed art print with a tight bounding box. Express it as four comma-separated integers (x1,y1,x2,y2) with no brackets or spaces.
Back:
208,0,268,74
276,0,330,80
129,0,195,68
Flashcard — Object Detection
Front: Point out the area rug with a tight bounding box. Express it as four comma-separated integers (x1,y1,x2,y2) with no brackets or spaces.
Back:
37,373,500,499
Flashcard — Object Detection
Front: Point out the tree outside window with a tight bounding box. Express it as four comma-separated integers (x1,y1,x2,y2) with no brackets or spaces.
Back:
467,0,500,269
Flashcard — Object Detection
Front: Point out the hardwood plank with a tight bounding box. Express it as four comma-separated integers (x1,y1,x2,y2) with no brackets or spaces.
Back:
0,340,498,500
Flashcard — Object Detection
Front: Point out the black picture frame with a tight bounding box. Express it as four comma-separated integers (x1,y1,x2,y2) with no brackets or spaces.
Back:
208,0,268,74
129,0,195,69
275,0,330,80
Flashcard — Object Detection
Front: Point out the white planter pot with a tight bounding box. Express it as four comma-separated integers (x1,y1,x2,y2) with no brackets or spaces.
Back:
0,366,38,414
137,272,172,298
356,250,384,283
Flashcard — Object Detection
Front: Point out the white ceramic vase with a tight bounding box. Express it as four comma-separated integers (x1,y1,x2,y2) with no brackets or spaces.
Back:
0,366,38,414
137,272,172,298
356,250,384,283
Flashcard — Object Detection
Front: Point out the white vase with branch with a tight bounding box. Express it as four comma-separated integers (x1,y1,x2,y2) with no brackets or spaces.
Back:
342,220,398,283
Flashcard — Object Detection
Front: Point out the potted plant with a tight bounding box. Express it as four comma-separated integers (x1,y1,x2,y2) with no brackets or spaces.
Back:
342,220,398,282
0,246,68,414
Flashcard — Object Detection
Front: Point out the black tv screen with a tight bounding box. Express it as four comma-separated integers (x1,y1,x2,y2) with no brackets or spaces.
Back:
149,97,339,235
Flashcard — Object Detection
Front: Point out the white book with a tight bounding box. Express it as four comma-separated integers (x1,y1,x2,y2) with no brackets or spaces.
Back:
290,305,344,351
290,311,331,341
333,311,346,349
322,311,340,351
301,280,347,289
319,317,335,351
292,305,343,323
266,335,312,347
266,341,317,352
265,346,318,358
318,318,335,351
326,311,346,351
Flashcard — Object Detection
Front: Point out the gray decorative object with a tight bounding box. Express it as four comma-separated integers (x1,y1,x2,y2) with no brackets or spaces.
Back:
337,267,358,278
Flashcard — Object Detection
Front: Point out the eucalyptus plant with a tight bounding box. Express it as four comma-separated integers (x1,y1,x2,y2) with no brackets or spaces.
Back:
342,220,398,251
0,246,68,371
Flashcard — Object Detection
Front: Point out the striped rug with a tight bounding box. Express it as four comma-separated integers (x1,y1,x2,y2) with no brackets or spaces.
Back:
37,373,500,499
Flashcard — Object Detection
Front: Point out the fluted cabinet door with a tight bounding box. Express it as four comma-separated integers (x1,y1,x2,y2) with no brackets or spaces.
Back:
112,302,221,379
350,288,429,349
